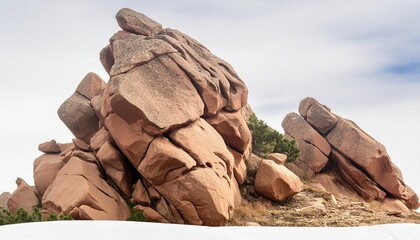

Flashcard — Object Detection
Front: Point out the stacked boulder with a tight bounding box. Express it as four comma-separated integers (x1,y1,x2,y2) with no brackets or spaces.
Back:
15,8,254,226
282,97,419,212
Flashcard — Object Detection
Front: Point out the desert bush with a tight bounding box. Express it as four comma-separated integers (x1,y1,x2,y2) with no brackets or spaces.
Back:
0,206,72,226
247,114,299,162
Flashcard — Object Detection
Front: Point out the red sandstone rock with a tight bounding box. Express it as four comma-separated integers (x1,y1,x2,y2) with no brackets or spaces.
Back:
134,205,169,223
116,8,162,36
206,110,251,155
268,153,287,165
58,92,100,143
72,138,91,152
104,55,204,135
7,178,39,214
331,149,386,201
34,154,66,196
326,117,408,200
169,118,234,181
96,142,133,197
42,157,129,220
282,112,330,156
299,97,337,135
138,137,196,186
228,147,247,184
38,140,61,154
381,198,410,213
131,179,151,207
255,160,303,202
75,72,106,100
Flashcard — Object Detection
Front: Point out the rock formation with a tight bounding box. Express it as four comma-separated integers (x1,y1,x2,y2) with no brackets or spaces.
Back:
5,8,419,227
9,8,253,226
282,97,419,212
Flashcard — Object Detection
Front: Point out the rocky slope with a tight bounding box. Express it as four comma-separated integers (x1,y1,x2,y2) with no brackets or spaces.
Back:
282,98,419,213
4,8,419,227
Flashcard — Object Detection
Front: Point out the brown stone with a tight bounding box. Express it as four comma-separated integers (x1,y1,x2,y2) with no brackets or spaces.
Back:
75,72,106,100
0,192,11,210
71,150,96,163
254,160,302,202
96,142,133,197
72,138,91,152
57,143,75,156
99,45,114,75
380,198,410,213
154,168,235,226
34,154,66,196
205,110,251,154
228,147,247,185
147,187,161,202
42,157,129,220
268,153,287,165
331,149,386,201
298,97,331,118
282,112,330,156
104,55,204,135
57,92,100,143
326,117,408,199
306,103,338,135
109,31,177,76
134,205,169,223
89,127,114,152
169,118,234,181
164,31,248,114
116,8,162,36
312,173,362,200
294,139,329,173
38,140,61,154
138,137,196,186
103,113,154,168
246,154,262,182
131,179,151,206
7,178,40,214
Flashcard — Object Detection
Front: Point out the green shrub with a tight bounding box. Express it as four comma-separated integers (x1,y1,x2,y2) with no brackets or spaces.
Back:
247,114,299,162
127,202,147,222
0,206,72,226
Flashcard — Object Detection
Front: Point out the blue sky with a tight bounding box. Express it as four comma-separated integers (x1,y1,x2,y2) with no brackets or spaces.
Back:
1,0,420,199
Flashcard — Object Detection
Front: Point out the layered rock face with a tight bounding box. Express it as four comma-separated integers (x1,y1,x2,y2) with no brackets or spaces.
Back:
21,8,251,226
282,97,419,212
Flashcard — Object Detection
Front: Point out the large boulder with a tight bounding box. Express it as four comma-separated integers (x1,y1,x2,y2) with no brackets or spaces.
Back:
7,178,40,214
116,8,162,36
33,153,66,196
254,160,303,201
42,157,130,220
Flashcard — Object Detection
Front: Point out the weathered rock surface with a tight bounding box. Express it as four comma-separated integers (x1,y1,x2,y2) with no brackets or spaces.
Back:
283,97,419,211
7,178,40,214
116,8,162,36
12,8,251,226
0,192,11,210
34,153,66,196
254,160,303,201
38,140,61,154
42,157,130,220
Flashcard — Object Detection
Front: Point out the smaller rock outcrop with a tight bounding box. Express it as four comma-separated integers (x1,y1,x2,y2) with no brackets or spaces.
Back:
7,178,39,214
282,97,419,212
